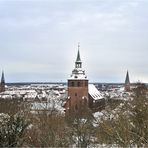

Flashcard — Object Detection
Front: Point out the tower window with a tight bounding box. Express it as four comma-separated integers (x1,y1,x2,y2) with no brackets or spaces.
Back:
71,82,74,87
78,82,80,87
85,81,88,86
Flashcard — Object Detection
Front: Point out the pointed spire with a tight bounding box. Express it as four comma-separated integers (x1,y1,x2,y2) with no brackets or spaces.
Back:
125,70,130,84
125,70,130,91
0,70,5,92
1,71,5,84
76,43,81,62
75,43,82,68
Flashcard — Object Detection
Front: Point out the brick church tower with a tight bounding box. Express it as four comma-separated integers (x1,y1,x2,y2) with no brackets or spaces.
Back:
64,45,89,113
0,71,5,92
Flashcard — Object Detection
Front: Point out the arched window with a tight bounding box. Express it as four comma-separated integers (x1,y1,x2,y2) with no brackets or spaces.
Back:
71,82,74,87
85,81,88,86
78,82,80,87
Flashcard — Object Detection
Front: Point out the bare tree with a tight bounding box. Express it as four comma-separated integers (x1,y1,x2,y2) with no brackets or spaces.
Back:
0,112,30,147
66,105,95,147
96,83,148,147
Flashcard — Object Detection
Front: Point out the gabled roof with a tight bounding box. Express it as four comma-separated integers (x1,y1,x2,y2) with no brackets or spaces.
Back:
88,84,103,100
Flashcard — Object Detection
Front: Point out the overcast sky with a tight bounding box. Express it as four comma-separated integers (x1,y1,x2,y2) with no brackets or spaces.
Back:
0,0,148,83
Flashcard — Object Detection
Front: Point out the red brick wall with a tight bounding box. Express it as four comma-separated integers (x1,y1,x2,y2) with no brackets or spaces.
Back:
65,80,89,112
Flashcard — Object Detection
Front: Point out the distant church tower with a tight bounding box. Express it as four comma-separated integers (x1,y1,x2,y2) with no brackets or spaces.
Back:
65,44,89,113
124,70,130,91
0,71,5,92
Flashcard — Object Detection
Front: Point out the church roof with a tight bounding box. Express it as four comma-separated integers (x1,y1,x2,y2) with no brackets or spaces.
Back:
88,84,103,100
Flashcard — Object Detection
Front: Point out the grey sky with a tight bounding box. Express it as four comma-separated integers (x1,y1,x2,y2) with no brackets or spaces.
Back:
0,0,148,83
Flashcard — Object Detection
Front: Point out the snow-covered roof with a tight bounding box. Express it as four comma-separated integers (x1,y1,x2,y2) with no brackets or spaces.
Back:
88,84,103,100
68,68,88,80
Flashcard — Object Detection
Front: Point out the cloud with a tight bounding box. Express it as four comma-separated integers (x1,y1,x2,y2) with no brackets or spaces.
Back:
0,0,148,82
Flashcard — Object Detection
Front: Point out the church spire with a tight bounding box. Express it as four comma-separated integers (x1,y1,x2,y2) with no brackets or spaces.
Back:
125,70,130,84
76,43,81,62
125,70,130,91
0,70,5,92
69,44,87,80
1,71,5,84
75,43,82,68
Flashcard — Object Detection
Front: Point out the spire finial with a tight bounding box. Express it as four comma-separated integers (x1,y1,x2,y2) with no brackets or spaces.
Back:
78,42,80,50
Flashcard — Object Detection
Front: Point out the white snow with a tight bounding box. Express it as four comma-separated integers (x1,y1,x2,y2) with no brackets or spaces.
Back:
89,84,103,100
69,67,88,80
0,84,67,113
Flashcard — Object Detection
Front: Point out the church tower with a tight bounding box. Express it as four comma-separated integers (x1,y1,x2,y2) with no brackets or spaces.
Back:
124,70,130,91
0,71,5,92
65,44,89,113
